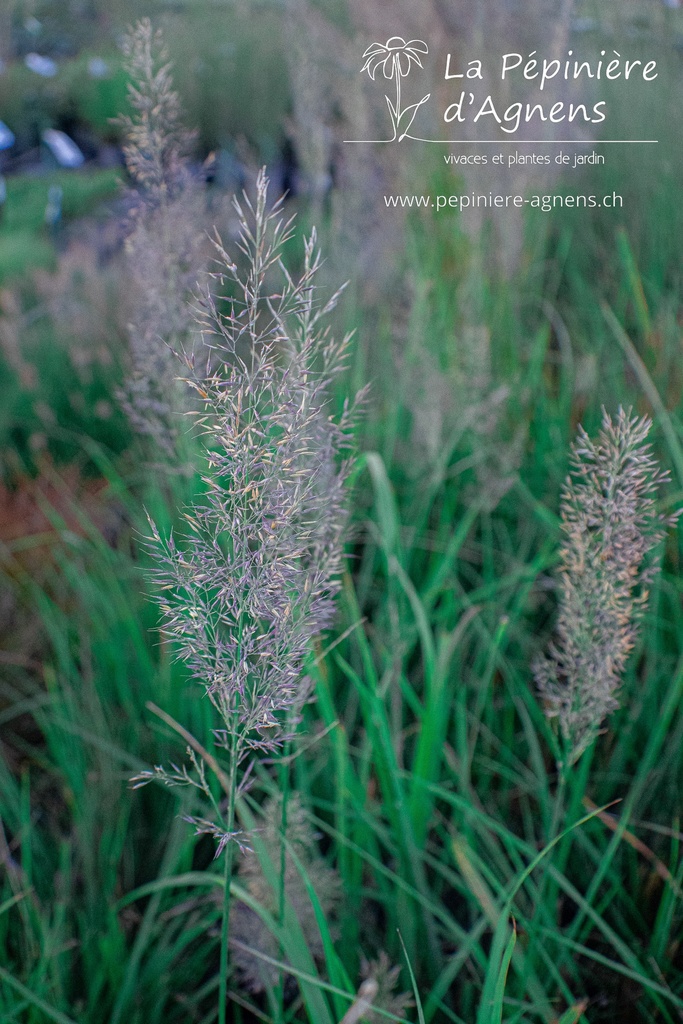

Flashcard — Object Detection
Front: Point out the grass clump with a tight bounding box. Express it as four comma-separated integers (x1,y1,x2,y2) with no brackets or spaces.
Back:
133,168,361,1024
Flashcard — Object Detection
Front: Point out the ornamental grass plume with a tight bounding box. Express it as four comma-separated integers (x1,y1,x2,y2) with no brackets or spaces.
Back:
133,168,362,1021
231,794,340,994
339,953,414,1024
118,18,193,193
534,407,678,767
117,19,208,464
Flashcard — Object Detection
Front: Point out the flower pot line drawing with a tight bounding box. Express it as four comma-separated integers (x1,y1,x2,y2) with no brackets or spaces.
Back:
360,36,431,142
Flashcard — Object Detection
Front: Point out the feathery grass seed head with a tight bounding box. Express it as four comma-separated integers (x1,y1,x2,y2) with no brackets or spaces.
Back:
534,407,678,766
137,171,362,855
118,18,194,196
116,19,207,464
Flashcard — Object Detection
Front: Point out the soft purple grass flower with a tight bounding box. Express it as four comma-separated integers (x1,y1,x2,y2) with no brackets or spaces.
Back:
534,407,678,766
117,18,194,197
132,169,362,1022
134,166,362,831
117,19,207,464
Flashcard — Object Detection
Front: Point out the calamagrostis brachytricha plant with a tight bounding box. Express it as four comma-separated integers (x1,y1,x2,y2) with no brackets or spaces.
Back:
117,19,207,463
134,169,362,1020
534,407,678,767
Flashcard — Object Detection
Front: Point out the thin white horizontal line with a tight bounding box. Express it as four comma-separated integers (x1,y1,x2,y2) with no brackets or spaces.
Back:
344,139,658,144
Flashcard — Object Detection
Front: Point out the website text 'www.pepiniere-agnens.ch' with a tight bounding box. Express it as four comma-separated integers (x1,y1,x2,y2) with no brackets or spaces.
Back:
383,192,623,212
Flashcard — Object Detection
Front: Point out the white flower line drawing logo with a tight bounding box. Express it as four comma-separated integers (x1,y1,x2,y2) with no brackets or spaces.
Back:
360,37,430,142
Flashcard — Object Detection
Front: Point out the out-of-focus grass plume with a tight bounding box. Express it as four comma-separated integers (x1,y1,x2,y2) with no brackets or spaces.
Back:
116,18,208,465
535,408,678,766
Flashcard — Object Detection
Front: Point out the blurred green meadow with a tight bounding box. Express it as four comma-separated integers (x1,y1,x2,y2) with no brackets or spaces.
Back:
1,1,682,1023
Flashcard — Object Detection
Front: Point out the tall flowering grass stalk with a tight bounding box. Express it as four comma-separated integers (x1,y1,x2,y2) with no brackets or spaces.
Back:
534,407,678,768
133,169,362,1022
117,19,208,465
